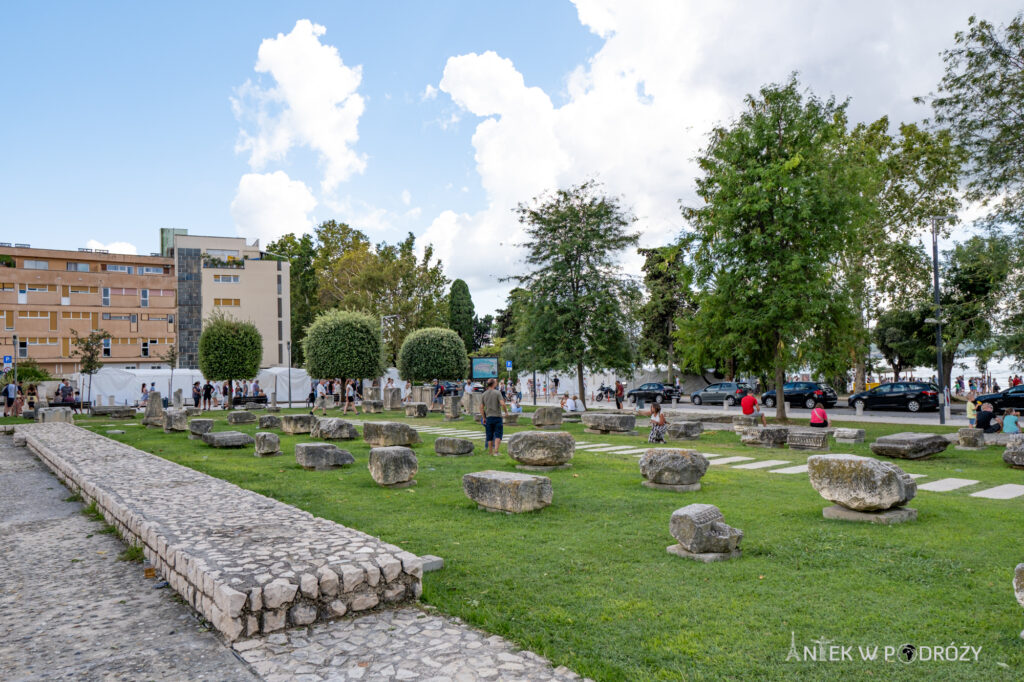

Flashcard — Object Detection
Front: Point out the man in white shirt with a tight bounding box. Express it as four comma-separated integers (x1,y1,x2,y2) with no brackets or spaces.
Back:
564,396,577,412
312,379,328,416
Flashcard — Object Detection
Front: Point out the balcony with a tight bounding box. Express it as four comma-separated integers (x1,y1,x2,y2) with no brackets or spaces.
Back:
202,255,245,269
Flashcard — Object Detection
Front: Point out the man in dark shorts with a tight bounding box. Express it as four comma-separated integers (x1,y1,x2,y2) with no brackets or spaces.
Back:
202,380,214,410
975,403,1001,433
480,378,507,456
3,379,17,417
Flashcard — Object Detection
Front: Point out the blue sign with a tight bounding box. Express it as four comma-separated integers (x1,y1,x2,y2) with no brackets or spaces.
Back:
471,357,499,379
505,360,513,370
2,356,11,364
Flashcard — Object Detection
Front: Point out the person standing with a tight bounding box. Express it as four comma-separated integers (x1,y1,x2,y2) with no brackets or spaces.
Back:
3,379,16,417
614,380,624,410
966,391,978,427
202,380,213,410
192,381,202,408
480,378,507,456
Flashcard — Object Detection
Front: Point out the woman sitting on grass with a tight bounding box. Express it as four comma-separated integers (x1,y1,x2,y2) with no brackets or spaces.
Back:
809,402,829,428
639,402,668,443
1002,408,1019,434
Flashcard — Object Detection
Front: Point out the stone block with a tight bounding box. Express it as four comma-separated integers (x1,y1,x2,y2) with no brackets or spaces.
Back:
163,408,188,433
90,405,136,419
666,421,704,440
227,411,256,425
668,504,742,558
869,432,949,460
732,415,758,431
503,413,519,426
832,428,865,444
405,402,428,418
1015,563,1024,610
254,432,282,457
787,429,830,451
443,395,462,421
807,454,916,511
185,407,203,417
368,446,418,487
142,392,164,426
420,555,444,572
739,425,789,448
202,431,255,448
295,443,355,470
280,414,315,434
258,414,281,429
1004,442,1024,469
434,437,475,456
463,470,553,513
666,544,742,563
506,431,574,469
382,387,402,411
311,417,359,440
243,402,264,411
639,449,709,491
958,427,985,449
362,400,383,414
461,392,483,417
531,406,563,429
822,504,917,524
581,413,637,435
363,421,421,447
37,407,74,424
188,419,214,440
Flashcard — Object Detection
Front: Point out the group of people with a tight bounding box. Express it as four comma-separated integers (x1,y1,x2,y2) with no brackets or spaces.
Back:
310,378,363,416
3,378,80,417
954,374,1023,396
966,394,1020,434
138,379,268,411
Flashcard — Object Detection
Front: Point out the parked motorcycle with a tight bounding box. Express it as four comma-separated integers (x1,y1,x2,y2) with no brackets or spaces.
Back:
594,383,616,402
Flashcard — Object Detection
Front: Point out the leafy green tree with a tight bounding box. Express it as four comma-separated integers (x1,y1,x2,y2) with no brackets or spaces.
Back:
267,232,319,366
472,314,493,351
511,180,639,408
494,288,529,340
398,327,469,382
198,312,262,394
448,279,475,351
302,309,383,380
71,329,111,405
923,13,1024,227
680,77,873,421
873,307,933,380
6,358,50,384
637,245,695,382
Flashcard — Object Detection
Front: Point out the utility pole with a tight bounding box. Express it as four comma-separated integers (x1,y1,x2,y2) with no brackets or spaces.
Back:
286,340,292,408
12,334,18,387
929,215,956,425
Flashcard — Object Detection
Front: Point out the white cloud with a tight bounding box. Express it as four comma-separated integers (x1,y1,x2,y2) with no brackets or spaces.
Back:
85,239,138,255
233,19,367,193
230,171,317,245
401,189,412,206
421,84,438,100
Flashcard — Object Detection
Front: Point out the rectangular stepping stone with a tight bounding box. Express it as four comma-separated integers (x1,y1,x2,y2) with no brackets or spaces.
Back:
917,478,979,492
969,484,1024,500
769,464,809,474
732,459,791,469
708,456,756,466
907,474,927,479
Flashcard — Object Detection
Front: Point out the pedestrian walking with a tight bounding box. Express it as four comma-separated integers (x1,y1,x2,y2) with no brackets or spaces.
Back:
614,380,624,410
480,378,507,456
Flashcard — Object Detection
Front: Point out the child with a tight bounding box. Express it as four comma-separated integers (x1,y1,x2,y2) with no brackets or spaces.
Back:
639,402,668,443
1002,408,1019,434
965,391,978,427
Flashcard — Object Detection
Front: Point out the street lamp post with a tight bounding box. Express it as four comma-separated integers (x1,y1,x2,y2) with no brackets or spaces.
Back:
929,215,956,425
12,334,18,387
286,340,292,408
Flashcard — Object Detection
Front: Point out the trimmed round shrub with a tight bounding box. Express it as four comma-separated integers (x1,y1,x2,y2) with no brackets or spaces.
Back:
398,327,469,382
198,314,262,382
303,309,384,379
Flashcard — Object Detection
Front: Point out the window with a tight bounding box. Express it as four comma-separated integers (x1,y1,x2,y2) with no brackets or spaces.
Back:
3,310,12,330
104,264,134,274
139,266,164,274
213,298,240,307
101,313,110,320
102,338,111,357
101,287,110,306
26,285,51,292
0,283,13,291
68,286,92,294
147,314,167,321
130,314,138,324
18,310,48,318
66,262,90,272
141,340,149,357
206,249,239,260
141,289,149,307
23,260,48,270
167,314,174,324
213,274,239,283
277,297,282,317
61,311,90,319
278,320,282,340
277,274,282,295
18,340,27,358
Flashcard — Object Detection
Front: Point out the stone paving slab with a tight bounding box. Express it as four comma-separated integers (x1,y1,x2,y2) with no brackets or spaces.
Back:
769,464,809,475
732,459,791,470
14,422,422,641
708,456,755,466
917,477,979,492
969,484,1024,499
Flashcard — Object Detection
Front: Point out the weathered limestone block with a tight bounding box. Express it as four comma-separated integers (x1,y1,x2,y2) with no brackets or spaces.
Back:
869,432,949,460
732,415,758,431
227,410,256,425
188,419,214,440
531,406,563,429
463,470,552,513
958,427,985,449
461,392,483,417
787,429,830,451
639,449,709,491
202,431,255,448
434,437,474,456
163,408,188,433
90,405,136,418
362,400,384,414
808,454,917,515
405,402,428,418
382,387,402,411
503,413,519,426
37,407,73,424
368,446,418,487
244,402,264,411
1004,441,1024,469
295,442,355,470
365,387,382,402
561,413,582,423
258,414,281,429
142,392,164,426
311,417,359,440
667,504,742,561
506,431,574,470
363,421,421,447
832,428,865,444
185,407,203,417
581,413,637,435
667,421,704,440
254,432,282,457
173,389,184,409
280,414,315,435
443,395,462,421
739,425,789,448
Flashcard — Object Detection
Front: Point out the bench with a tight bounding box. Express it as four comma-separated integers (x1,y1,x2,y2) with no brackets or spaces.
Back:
231,395,267,407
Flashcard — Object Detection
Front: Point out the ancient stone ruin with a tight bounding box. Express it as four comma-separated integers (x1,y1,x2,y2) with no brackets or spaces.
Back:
639,449,709,492
463,470,553,513
666,421,704,440
506,431,574,470
188,419,214,440
434,437,475,456
163,409,188,433
227,411,257,425
202,431,255,448
666,504,743,562
259,414,282,429
280,414,315,435
311,418,359,441
254,432,282,457
444,395,462,421
37,407,74,424
807,454,917,524
295,443,355,470
787,430,829,451
832,428,865,444
363,422,421,447
142,392,164,427
957,427,985,450
1004,441,1024,469
368,447,418,487
739,425,789,448
405,402,428,418
869,432,949,460
581,413,637,435
530,406,563,430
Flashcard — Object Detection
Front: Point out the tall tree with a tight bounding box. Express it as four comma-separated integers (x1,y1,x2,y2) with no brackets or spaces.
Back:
637,245,695,382
873,307,933,380
924,13,1024,228
511,180,640,408
472,314,493,350
71,329,111,406
198,312,263,396
680,77,873,421
448,279,475,351
266,232,319,366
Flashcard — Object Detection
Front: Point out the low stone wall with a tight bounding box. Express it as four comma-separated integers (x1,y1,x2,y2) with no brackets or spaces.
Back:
14,422,422,641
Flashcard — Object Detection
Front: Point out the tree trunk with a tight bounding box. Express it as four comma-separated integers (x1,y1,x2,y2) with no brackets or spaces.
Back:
774,360,788,423
577,362,586,410
942,351,955,393
666,343,675,384
853,355,866,394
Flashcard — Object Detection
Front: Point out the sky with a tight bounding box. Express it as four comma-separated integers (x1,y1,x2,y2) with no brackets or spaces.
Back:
1,0,1017,314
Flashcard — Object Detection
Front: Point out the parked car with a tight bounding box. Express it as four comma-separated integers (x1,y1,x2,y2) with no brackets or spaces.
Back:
761,382,838,409
976,384,1024,413
626,382,681,404
690,382,751,406
847,381,939,412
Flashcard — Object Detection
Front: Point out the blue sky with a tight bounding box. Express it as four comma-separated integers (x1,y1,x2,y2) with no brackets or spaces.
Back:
0,1,1015,312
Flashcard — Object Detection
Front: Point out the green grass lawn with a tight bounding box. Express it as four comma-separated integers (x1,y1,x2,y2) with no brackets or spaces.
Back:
6,408,1022,680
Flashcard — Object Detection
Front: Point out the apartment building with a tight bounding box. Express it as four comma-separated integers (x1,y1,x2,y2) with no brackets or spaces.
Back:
163,229,290,371
0,244,176,374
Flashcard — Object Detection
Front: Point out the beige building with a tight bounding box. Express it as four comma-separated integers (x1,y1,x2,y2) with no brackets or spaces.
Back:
164,230,290,370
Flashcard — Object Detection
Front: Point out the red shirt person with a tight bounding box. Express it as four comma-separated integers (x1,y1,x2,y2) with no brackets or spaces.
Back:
740,393,767,426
